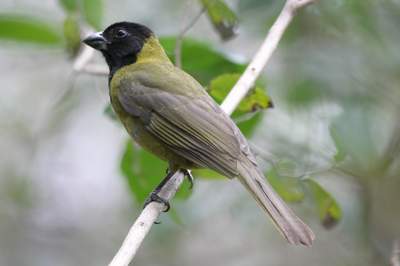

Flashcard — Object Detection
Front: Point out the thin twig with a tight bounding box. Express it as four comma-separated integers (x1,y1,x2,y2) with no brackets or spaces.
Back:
221,0,315,115
73,27,109,76
73,45,95,72
73,47,109,76
72,28,108,75
80,64,109,76
73,26,96,72
174,5,206,68
109,1,316,265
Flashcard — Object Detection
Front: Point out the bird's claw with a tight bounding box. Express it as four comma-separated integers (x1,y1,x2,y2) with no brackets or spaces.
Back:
183,169,194,189
143,192,170,212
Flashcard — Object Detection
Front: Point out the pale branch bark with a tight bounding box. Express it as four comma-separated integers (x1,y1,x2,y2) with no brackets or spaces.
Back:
73,27,109,75
220,0,315,115
73,42,95,72
80,64,109,76
108,171,185,266
108,1,316,266
174,5,206,68
73,45,109,76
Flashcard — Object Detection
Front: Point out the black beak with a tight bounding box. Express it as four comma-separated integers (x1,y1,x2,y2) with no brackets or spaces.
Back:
83,32,108,50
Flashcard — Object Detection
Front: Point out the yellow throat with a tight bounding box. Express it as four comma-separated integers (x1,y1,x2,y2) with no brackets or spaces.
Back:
136,36,171,64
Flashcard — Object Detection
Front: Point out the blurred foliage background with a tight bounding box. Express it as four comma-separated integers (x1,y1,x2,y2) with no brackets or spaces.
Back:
1,0,400,265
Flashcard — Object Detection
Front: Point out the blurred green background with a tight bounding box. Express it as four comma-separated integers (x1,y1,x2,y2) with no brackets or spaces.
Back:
1,0,400,265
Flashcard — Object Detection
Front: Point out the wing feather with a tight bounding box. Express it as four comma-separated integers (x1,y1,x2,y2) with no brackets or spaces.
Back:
117,70,241,177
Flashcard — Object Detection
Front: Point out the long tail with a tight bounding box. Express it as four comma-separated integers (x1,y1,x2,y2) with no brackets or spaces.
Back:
237,157,315,246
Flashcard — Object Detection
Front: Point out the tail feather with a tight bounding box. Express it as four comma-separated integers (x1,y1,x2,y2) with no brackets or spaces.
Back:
237,158,315,246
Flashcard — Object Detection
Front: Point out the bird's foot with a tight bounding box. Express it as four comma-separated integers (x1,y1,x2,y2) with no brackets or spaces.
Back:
183,169,194,189
143,192,170,212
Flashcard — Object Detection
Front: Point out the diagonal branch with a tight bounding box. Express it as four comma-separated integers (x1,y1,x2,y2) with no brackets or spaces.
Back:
73,27,97,73
108,171,185,266
220,0,315,115
73,27,109,76
79,63,109,76
73,45,95,72
108,1,316,266
73,46,109,75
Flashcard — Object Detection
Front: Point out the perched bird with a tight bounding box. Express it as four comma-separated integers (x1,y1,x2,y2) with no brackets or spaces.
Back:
83,22,314,246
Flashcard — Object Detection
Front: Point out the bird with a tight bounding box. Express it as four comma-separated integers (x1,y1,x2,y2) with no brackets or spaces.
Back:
83,21,314,246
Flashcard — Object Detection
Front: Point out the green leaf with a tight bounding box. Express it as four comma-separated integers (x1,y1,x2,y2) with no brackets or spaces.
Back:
63,14,81,56
266,168,304,203
236,111,263,137
201,0,238,40
159,37,245,85
120,141,166,203
305,179,341,228
208,73,272,115
59,0,78,12
0,14,63,45
192,168,225,179
82,0,103,30
120,141,192,203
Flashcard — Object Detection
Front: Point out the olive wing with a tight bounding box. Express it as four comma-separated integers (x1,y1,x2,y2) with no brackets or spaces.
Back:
117,74,243,178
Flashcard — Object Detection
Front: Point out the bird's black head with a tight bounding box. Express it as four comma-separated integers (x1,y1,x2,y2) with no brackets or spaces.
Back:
83,22,153,78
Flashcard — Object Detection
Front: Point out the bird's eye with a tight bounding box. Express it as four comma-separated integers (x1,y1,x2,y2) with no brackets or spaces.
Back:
115,29,128,39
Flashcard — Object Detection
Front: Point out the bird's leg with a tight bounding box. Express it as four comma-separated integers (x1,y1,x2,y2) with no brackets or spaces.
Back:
143,170,175,212
182,169,194,189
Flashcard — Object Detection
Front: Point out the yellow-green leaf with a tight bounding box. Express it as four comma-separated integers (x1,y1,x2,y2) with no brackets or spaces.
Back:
192,168,225,179
82,0,103,30
208,73,272,115
159,37,246,85
0,14,62,45
63,14,81,56
236,111,263,137
120,141,192,203
201,0,238,40
305,179,342,228
267,169,304,203
59,0,78,12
